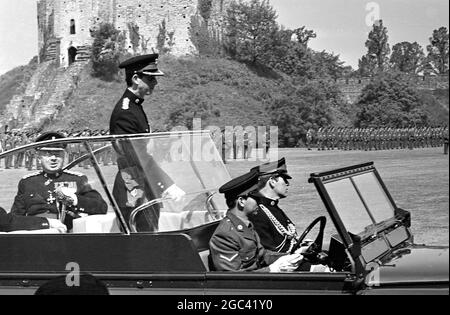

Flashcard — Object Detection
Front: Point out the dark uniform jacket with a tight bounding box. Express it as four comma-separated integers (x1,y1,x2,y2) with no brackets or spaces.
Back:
109,89,174,231
0,207,50,232
249,194,299,253
209,212,285,272
11,170,108,229
110,89,151,135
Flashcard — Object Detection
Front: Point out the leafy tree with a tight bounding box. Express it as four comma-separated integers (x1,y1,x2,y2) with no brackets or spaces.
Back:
266,28,312,76
310,50,348,79
267,27,347,79
91,23,127,81
291,26,317,47
390,41,425,74
425,27,449,74
268,81,343,146
224,0,279,64
355,73,430,127
358,55,377,77
165,91,221,129
359,20,390,75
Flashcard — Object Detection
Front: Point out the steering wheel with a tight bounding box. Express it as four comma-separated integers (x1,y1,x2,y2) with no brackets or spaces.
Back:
291,216,327,265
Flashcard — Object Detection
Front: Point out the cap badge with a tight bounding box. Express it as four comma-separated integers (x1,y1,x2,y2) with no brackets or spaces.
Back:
122,98,130,110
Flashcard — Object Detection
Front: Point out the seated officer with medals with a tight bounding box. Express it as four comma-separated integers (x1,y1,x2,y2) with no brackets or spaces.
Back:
209,170,303,272
11,132,108,230
248,158,301,253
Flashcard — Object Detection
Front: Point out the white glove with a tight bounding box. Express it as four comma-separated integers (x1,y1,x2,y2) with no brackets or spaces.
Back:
56,187,78,206
47,219,68,234
163,184,186,202
269,254,303,273
295,239,315,255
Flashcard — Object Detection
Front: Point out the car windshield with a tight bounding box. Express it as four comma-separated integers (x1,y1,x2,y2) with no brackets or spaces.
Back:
0,131,230,234
323,170,396,235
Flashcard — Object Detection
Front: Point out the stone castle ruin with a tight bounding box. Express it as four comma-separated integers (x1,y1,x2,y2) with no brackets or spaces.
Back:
0,0,231,130
37,0,231,67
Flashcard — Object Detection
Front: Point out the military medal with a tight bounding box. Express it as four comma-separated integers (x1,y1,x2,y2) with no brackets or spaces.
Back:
47,191,56,204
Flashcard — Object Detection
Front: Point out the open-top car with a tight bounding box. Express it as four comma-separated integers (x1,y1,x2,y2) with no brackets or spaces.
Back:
0,131,448,294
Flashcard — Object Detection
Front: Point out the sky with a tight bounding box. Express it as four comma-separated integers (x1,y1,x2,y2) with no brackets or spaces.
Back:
0,0,449,75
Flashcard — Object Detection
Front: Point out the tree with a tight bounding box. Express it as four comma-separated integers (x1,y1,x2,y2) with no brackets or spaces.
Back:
390,41,425,74
266,28,312,77
291,26,317,47
165,91,221,130
91,23,127,81
425,27,449,75
358,20,390,75
355,73,429,127
267,27,347,79
224,0,279,64
268,81,343,146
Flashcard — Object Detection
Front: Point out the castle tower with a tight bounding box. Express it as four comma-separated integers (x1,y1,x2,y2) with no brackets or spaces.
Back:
37,0,232,68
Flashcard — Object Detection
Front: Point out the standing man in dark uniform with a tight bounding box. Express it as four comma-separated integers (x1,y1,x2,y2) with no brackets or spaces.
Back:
110,54,185,232
209,170,302,272
10,132,108,230
248,158,302,253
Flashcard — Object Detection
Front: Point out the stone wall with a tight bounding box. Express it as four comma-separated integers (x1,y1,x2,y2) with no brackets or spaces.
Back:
37,0,232,67
329,75,449,104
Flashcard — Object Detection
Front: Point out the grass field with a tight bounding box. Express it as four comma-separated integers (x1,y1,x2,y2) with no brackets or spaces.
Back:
1,147,448,246
226,147,449,246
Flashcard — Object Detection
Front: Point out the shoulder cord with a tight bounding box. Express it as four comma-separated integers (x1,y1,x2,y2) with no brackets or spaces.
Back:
259,204,299,252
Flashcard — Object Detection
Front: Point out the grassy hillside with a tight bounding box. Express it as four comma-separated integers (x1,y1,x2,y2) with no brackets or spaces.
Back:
0,58,38,117
2,55,448,132
50,55,289,132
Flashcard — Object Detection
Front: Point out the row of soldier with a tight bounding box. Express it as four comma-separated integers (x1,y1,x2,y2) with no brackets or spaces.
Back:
307,126,449,152
0,129,114,170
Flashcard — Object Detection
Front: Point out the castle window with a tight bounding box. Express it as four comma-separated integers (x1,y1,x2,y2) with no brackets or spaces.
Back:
70,19,76,34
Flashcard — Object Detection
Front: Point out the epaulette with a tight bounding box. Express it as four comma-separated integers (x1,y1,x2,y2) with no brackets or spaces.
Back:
22,171,42,180
64,170,84,177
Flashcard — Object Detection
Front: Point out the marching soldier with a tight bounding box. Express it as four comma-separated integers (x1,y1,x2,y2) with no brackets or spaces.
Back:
443,126,449,155
305,129,313,151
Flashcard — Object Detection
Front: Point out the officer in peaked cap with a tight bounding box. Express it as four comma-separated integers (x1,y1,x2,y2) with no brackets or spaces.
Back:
110,54,163,135
109,54,185,232
35,131,68,149
209,170,302,272
249,158,302,253
251,157,292,182
10,131,107,230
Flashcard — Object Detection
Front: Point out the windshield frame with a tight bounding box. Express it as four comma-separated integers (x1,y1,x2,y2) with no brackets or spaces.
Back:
0,131,230,235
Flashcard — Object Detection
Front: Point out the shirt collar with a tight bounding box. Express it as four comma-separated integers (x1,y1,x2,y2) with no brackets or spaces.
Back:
252,192,279,206
124,89,145,106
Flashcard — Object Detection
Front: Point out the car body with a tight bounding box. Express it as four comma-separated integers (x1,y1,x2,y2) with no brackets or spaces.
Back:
0,131,448,295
